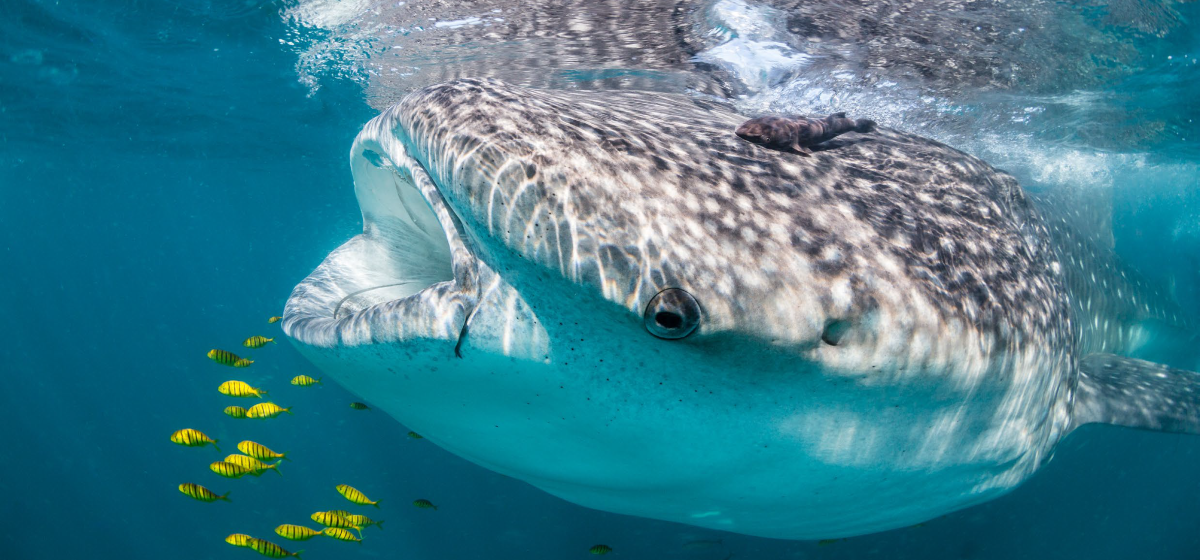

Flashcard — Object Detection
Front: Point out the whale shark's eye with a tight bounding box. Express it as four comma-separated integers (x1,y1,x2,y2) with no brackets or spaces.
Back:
644,288,701,340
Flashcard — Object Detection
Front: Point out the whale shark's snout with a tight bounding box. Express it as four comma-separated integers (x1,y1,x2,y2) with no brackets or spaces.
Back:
284,79,1200,539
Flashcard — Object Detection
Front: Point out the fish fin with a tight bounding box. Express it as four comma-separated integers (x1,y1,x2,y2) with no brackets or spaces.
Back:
373,501,380,509
1071,353,1200,433
270,338,276,344
284,407,293,415
212,441,221,453
220,491,231,502
273,464,283,477
293,551,303,559
375,520,383,531
790,144,813,157
830,112,846,118
282,454,292,462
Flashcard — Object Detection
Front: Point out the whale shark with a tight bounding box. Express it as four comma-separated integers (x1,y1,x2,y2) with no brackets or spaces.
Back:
283,79,1200,539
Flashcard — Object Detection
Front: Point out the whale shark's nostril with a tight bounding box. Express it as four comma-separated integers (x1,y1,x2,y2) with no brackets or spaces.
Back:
644,288,701,340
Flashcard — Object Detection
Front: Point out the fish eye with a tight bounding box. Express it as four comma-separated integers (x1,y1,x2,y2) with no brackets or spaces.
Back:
643,288,701,340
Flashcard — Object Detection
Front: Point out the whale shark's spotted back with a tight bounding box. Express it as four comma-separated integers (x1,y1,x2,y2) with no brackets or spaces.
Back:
402,79,1075,359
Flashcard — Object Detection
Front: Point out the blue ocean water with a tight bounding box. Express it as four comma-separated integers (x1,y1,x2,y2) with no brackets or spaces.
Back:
1,0,1198,559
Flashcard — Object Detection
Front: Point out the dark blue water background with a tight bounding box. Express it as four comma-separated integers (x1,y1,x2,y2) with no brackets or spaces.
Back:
1,1,1197,559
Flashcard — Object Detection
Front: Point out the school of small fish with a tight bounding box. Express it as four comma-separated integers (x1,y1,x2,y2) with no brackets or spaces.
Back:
172,314,626,557
171,315,401,558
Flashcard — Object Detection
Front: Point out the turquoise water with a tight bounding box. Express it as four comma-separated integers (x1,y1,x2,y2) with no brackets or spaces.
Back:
1,0,1198,559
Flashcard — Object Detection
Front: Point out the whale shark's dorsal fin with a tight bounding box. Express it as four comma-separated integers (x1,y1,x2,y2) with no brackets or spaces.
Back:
1072,354,1200,433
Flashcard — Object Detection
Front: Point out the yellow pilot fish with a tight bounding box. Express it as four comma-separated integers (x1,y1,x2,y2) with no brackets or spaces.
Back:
321,527,361,544
343,514,382,530
238,440,289,462
335,484,379,508
218,380,267,398
248,537,302,558
310,511,362,536
209,460,252,479
178,482,230,502
274,524,324,541
208,349,252,367
246,402,291,419
243,335,275,348
226,534,253,547
170,428,220,452
412,499,437,510
224,454,282,477
290,375,321,387
224,405,247,419
267,316,282,324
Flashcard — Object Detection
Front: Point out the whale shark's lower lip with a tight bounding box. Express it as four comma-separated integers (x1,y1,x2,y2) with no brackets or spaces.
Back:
282,116,477,348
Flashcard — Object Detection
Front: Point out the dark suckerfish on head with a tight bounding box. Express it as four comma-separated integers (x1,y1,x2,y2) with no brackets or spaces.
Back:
735,113,876,155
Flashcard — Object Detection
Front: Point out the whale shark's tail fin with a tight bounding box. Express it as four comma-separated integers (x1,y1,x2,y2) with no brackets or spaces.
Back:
1071,353,1200,434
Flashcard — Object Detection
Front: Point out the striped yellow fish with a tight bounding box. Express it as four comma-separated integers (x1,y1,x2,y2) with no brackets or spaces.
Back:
274,524,324,541
290,375,321,387
238,440,289,462
412,499,437,510
407,431,423,439
267,316,282,324
348,402,369,410
218,380,267,398
243,335,275,348
344,514,382,530
208,349,252,367
321,527,361,544
224,454,282,477
170,428,220,451
246,402,291,419
248,537,302,558
310,511,362,536
226,534,253,547
335,484,379,508
178,482,229,502
589,544,613,555
224,405,247,419
209,460,252,479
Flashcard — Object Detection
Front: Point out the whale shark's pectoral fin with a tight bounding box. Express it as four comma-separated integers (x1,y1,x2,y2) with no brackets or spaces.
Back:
1071,354,1200,434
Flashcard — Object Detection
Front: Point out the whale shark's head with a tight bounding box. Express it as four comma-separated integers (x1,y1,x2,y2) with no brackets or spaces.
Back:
284,79,1074,538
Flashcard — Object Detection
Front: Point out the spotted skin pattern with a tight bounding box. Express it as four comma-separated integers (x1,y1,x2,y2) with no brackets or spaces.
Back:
284,79,1199,539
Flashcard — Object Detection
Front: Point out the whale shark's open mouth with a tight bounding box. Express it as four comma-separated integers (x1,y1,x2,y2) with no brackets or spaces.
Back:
283,114,478,348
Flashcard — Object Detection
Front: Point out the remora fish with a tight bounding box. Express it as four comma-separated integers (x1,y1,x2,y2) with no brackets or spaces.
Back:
283,79,1200,539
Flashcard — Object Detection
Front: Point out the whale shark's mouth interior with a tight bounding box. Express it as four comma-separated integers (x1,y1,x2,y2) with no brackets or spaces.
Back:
330,144,454,319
